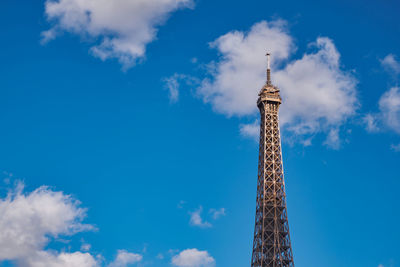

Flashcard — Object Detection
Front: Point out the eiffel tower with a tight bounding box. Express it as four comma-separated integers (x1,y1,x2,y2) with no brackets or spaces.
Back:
251,53,295,267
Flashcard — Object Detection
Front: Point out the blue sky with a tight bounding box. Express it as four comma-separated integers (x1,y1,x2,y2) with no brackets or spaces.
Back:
0,0,400,267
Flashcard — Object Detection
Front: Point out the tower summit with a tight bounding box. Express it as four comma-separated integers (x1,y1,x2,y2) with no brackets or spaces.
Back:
251,54,295,267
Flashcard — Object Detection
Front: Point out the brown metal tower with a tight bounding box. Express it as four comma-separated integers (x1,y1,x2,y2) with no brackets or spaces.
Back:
251,53,294,267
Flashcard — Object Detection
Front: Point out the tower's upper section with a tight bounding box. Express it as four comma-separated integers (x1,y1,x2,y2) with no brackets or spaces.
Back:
257,53,282,107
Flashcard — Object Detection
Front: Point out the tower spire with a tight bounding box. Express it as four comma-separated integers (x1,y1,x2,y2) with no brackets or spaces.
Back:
266,52,271,85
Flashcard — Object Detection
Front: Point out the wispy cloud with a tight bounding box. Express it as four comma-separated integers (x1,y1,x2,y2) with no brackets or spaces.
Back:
323,128,340,150
363,113,380,132
163,74,185,103
209,208,226,220
81,243,92,252
162,74,200,103
239,120,259,140
380,54,400,76
391,143,400,152
189,207,212,228
177,200,186,209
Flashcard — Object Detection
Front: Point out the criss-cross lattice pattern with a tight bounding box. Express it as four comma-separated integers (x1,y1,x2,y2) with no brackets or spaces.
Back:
251,98,294,267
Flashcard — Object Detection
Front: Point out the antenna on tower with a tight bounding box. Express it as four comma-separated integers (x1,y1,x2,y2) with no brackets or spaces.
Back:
266,52,271,85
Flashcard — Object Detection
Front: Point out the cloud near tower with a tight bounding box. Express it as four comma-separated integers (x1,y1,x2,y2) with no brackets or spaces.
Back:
193,20,358,148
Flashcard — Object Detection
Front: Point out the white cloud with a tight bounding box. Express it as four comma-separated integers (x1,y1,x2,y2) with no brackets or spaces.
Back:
20,251,98,267
209,208,226,220
171,249,215,267
108,250,142,267
381,54,400,75
363,87,400,150
42,0,194,69
0,181,143,267
275,38,358,136
379,87,400,134
239,120,259,140
197,20,293,117
188,207,211,228
0,182,94,262
197,20,358,146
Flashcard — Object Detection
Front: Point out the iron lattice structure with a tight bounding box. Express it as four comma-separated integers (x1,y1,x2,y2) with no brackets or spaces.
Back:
251,54,294,267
